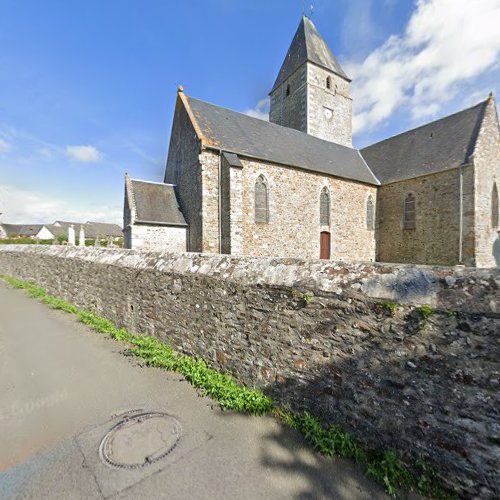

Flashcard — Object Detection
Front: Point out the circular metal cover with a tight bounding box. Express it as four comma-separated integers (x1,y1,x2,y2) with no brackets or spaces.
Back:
99,412,182,469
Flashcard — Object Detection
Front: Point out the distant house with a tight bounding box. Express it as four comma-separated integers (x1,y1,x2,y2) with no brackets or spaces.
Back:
0,224,56,240
52,221,122,241
0,221,122,242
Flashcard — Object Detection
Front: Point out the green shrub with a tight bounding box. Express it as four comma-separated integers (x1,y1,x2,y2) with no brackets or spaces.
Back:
303,292,314,306
416,305,435,321
0,238,52,245
366,450,413,497
291,289,314,307
381,302,398,317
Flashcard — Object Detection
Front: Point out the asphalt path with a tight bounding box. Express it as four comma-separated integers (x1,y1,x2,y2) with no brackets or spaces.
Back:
0,280,389,499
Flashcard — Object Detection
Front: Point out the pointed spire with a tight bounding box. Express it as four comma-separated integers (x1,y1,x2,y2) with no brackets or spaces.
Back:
270,16,349,93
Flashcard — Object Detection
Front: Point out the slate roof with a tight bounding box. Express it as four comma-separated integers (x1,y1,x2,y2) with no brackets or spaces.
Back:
45,224,67,237
1,224,47,237
186,95,379,185
130,180,187,226
1,224,26,236
271,16,349,93
53,221,82,231
52,221,122,238
222,151,243,168
361,100,489,185
85,222,123,238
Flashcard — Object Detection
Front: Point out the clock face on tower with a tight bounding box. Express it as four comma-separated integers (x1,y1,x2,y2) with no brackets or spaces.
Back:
323,107,333,121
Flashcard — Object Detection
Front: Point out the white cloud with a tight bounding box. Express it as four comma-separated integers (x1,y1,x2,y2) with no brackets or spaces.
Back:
66,145,103,163
130,145,162,166
350,0,500,134
0,125,59,155
37,147,55,160
0,138,12,153
0,127,104,164
0,185,121,225
244,98,270,121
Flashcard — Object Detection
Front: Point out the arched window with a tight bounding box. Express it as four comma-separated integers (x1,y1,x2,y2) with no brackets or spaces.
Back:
403,193,416,230
366,195,374,230
326,76,331,90
255,175,269,223
286,84,290,97
493,183,499,228
320,187,330,225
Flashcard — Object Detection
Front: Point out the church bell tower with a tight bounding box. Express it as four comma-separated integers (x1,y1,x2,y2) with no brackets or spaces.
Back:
269,16,352,147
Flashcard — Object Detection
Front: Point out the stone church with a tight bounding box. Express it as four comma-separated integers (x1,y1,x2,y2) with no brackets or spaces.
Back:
124,16,500,268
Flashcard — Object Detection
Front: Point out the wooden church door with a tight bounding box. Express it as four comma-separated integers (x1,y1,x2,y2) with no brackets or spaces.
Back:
320,232,331,259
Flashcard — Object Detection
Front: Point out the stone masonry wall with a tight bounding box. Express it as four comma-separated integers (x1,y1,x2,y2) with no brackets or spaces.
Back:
473,99,500,267
269,64,308,133
164,97,203,252
201,151,220,254
123,178,134,250
377,168,469,266
269,63,352,147
307,63,352,147
220,155,244,255
220,154,231,254
129,224,186,252
461,165,476,267
0,246,498,498
234,156,376,261
229,161,244,254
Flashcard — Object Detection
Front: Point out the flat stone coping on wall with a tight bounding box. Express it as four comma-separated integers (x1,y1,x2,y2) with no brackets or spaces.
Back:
0,245,498,314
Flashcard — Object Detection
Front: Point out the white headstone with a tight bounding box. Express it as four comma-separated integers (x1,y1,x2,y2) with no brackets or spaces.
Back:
79,226,85,247
68,225,76,246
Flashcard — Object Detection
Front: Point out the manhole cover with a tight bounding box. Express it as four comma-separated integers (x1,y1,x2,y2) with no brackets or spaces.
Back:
99,412,182,469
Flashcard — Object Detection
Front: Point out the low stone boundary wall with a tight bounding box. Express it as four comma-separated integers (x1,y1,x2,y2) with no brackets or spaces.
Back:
0,245,498,497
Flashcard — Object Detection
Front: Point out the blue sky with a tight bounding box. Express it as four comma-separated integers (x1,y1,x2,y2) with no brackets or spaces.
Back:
1,0,500,224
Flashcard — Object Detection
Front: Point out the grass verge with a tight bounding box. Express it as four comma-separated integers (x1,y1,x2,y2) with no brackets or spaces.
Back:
2,275,451,498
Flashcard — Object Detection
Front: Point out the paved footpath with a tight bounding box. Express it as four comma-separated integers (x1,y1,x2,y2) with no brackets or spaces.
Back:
0,281,389,499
